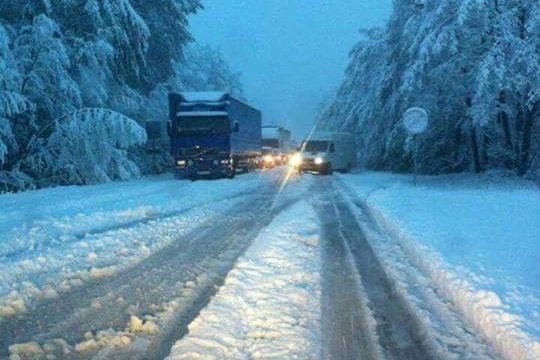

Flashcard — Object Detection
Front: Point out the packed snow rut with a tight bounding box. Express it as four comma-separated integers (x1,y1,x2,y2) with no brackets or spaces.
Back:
166,200,322,360
0,170,310,360
318,182,435,360
333,178,502,360
0,171,514,360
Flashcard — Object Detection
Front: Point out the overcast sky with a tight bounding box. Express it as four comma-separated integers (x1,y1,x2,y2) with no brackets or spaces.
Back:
190,0,392,139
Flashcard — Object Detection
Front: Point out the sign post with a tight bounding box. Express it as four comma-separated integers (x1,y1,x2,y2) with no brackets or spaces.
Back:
403,107,429,185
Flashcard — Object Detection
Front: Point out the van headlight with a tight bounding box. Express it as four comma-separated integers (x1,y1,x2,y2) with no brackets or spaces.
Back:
315,157,324,165
177,160,186,166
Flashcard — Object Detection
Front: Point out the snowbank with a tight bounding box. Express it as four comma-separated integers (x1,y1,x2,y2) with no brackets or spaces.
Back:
339,172,540,360
166,201,321,359
0,172,266,319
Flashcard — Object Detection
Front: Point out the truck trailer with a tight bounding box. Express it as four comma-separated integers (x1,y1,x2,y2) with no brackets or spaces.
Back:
169,92,262,179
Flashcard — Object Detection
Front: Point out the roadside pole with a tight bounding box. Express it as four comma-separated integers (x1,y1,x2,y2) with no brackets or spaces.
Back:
403,108,429,186
412,134,418,185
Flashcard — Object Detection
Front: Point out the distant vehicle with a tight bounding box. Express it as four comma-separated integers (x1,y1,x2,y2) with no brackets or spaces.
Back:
295,132,356,175
262,125,292,165
168,92,262,179
261,147,280,168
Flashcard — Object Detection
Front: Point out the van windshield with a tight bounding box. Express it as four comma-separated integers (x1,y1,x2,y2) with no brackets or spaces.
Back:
302,140,329,152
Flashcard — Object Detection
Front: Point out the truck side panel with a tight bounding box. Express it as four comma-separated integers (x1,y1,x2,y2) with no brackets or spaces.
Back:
228,98,262,157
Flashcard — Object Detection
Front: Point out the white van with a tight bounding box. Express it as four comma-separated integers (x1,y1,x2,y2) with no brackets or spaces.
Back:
297,132,357,175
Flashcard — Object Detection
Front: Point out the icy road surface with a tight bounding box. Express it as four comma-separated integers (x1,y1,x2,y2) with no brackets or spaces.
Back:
0,168,537,360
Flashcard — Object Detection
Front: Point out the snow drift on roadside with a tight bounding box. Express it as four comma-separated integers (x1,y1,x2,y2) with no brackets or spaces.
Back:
166,200,321,359
339,172,540,360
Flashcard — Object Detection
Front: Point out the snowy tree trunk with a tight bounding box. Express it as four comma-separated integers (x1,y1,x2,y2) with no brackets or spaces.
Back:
519,101,539,175
470,126,482,173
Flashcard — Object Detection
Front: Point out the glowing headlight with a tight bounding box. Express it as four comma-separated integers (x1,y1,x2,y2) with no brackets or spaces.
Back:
221,159,230,165
315,157,324,165
264,155,274,163
290,153,303,167
177,160,186,166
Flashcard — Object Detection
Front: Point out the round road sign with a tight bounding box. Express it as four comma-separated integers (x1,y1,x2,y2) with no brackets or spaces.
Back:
403,107,429,135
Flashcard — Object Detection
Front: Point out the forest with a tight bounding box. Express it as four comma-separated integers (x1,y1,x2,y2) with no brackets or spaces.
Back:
320,0,539,178
0,0,242,191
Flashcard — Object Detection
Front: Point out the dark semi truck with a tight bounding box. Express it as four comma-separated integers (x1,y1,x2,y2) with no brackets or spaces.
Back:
168,92,262,179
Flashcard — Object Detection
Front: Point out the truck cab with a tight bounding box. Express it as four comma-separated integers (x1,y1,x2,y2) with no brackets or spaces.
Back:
297,132,356,175
169,92,262,180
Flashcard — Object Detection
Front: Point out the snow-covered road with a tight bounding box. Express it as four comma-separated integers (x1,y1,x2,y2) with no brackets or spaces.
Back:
1,169,538,360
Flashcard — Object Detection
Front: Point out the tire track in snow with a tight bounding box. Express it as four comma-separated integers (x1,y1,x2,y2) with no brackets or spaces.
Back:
1,188,255,262
1,173,310,360
335,178,500,359
319,179,437,360
317,186,383,360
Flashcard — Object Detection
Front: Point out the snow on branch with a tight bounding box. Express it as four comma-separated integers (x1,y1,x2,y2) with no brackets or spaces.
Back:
0,91,30,118
28,108,147,185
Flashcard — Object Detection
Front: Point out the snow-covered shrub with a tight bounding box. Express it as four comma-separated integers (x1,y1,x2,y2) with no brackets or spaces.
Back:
28,108,147,185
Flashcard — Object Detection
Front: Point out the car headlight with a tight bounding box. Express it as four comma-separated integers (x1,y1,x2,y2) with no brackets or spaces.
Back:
264,155,274,163
221,159,230,165
290,153,303,167
177,160,186,166
315,157,324,165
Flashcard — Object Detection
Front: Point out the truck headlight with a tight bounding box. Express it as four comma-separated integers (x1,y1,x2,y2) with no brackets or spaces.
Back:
290,153,303,167
315,157,324,165
177,160,186,166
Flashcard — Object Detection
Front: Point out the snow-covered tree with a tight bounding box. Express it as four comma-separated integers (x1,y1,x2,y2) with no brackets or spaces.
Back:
319,0,539,177
0,0,241,191
131,0,203,88
27,108,147,185
0,25,29,165
13,14,81,123
170,44,244,99
318,28,387,168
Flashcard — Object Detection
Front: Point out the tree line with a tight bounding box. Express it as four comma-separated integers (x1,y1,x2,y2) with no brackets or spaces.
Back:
320,0,539,177
0,0,242,191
